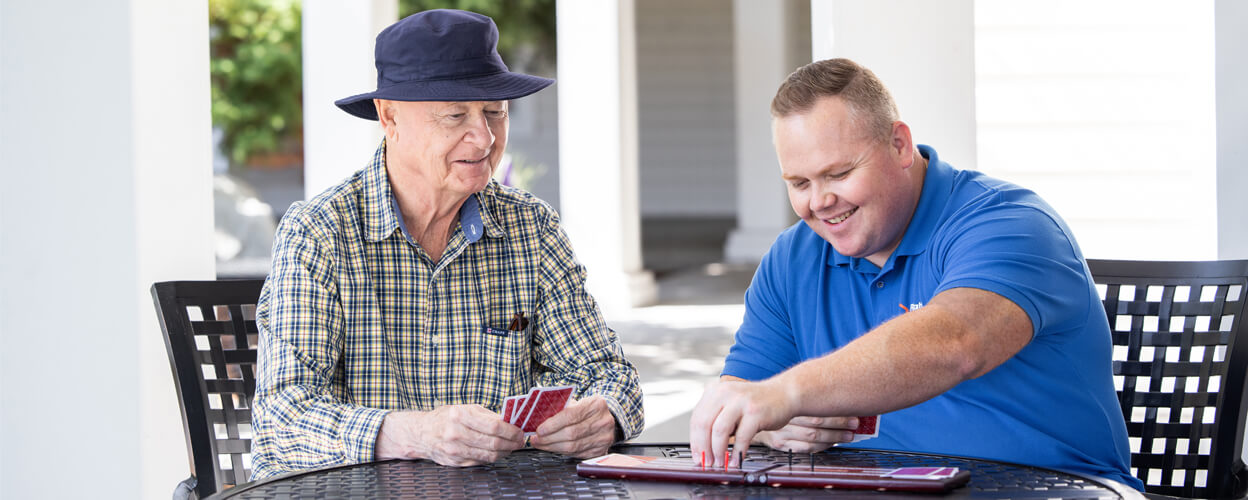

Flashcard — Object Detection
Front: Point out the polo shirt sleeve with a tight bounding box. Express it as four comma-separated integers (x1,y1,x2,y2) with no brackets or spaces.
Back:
932,197,1091,339
250,204,389,480
722,230,802,381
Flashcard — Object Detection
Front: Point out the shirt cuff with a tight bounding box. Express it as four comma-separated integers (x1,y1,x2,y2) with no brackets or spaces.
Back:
343,407,391,463
598,394,640,441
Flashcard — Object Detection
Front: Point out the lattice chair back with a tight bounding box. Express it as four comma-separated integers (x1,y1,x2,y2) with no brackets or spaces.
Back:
152,280,265,499
1089,259,1248,498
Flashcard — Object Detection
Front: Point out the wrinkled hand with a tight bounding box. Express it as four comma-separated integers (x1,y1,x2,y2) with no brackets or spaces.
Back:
752,416,858,453
529,395,616,458
375,404,525,466
689,378,797,468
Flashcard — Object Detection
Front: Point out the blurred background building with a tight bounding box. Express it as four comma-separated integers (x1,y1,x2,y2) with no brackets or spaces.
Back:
4,1,1247,498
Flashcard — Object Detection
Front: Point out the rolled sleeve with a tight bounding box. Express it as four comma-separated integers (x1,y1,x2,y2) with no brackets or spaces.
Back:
530,213,645,439
250,208,387,479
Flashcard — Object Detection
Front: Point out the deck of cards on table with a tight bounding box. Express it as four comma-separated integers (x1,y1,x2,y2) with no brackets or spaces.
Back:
501,386,575,434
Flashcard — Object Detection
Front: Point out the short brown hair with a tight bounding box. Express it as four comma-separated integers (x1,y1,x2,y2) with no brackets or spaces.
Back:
771,58,898,144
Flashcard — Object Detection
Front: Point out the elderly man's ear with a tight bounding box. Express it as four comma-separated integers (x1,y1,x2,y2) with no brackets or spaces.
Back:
375,99,398,137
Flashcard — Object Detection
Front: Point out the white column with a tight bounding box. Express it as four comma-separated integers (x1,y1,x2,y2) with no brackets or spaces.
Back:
724,0,807,263
811,0,977,171
1217,0,1248,260
556,0,656,313
132,2,217,497
302,0,396,199
1,0,214,498
1216,0,1248,463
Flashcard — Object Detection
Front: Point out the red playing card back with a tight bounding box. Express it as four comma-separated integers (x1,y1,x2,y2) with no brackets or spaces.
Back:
854,415,878,435
512,387,542,425
520,386,574,433
502,395,522,423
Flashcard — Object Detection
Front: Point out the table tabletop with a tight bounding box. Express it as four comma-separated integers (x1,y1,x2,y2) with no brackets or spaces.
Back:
211,443,1144,499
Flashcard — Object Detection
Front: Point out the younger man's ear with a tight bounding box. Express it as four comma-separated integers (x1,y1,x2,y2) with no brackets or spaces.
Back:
890,120,913,157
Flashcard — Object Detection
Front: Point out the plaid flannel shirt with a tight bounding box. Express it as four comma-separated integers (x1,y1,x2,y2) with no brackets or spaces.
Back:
250,141,644,479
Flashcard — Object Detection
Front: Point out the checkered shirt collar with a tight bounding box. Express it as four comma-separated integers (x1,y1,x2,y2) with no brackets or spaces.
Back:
361,138,506,243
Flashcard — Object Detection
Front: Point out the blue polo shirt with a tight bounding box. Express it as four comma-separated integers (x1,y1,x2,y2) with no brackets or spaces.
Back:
724,145,1141,489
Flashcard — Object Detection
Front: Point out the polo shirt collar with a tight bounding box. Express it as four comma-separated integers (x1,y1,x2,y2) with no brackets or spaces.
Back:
827,144,953,270
893,145,952,258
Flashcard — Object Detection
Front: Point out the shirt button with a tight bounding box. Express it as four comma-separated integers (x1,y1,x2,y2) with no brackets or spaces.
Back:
876,281,885,289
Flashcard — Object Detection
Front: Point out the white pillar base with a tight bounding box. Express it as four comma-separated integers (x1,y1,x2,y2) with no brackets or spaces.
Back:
724,225,790,264
591,269,657,317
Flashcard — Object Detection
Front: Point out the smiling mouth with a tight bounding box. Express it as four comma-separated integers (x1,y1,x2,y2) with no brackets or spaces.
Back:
456,152,491,166
822,207,858,225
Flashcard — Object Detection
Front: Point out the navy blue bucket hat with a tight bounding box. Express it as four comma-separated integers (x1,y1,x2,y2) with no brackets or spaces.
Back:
335,9,555,120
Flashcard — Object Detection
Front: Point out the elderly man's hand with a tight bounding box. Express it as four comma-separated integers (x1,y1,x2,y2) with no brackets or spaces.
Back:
752,416,858,453
528,395,617,458
375,405,525,466
688,378,798,468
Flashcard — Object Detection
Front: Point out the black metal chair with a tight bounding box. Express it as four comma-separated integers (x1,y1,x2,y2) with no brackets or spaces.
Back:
1089,259,1248,498
152,280,265,500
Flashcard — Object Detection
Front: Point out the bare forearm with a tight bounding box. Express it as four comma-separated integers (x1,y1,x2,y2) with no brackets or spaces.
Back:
690,289,1030,468
772,288,1031,417
774,306,970,416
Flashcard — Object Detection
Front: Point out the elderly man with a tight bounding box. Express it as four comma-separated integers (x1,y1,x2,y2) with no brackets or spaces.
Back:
689,58,1142,490
251,9,643,479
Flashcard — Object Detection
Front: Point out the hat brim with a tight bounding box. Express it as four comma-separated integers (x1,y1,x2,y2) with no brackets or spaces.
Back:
334,72,554,121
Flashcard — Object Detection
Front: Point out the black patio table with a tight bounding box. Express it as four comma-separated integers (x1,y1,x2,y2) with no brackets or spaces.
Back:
209,443,1144,499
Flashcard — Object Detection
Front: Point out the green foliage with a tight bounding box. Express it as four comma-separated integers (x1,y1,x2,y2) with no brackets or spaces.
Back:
399,0,556,76
209,0,303,169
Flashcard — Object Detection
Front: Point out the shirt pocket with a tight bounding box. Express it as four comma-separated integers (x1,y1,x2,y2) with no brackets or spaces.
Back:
478,315,531,408
469,236,538,408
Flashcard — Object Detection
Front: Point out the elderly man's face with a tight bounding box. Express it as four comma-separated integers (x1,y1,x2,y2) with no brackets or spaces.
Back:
774,97,918,267
382,100,509,198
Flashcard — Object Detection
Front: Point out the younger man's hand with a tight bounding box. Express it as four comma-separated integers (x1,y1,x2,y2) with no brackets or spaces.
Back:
752,415,859,453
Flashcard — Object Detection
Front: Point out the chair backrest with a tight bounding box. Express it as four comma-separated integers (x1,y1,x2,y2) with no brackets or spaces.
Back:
1089,259,1248,498
152,280,265,499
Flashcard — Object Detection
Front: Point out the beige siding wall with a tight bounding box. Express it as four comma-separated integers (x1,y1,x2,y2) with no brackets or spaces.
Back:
975,0,1216,260
637,0,738,217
